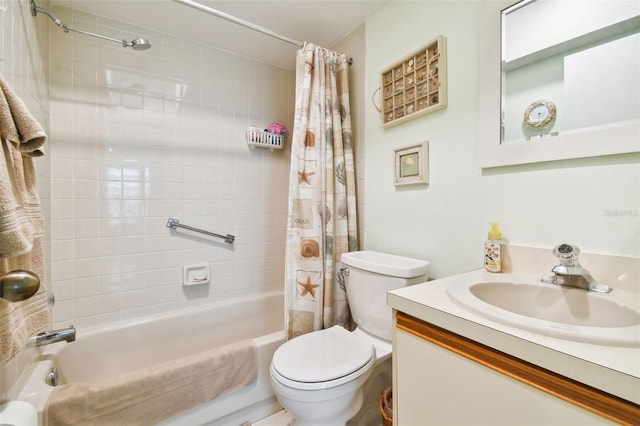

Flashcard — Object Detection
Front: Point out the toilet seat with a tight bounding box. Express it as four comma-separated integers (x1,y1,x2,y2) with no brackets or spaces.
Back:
271,325,374,390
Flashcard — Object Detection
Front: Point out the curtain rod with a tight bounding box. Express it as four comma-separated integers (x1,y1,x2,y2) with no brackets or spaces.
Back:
172,0,303,47
171,0,353,65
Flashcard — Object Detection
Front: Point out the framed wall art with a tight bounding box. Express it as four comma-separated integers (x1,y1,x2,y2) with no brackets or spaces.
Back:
380,36,447,127
394,142,429,186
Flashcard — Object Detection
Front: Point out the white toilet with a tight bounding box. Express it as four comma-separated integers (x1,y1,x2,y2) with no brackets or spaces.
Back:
270,250,430,426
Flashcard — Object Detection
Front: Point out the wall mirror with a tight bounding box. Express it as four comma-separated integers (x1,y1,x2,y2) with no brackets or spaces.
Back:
478,0,640,168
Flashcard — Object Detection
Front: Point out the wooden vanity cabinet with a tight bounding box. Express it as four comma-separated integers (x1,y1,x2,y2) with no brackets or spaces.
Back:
393,312,640,425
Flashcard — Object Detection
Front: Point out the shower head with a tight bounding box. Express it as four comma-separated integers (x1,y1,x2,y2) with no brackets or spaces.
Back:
128,39,152,51
31,0,151,51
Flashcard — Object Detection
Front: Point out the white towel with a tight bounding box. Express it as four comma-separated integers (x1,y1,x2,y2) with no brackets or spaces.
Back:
0,74,47,156
0,73,46,257
0,73,49,362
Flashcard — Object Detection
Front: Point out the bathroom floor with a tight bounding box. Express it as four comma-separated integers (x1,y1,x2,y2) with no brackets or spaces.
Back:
252,410,293,426
251,407,385,426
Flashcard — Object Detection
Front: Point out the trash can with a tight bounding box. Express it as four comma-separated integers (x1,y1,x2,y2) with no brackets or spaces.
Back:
379,386,393,426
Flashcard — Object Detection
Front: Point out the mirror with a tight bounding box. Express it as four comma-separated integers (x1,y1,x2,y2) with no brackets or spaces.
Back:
478,0,640,168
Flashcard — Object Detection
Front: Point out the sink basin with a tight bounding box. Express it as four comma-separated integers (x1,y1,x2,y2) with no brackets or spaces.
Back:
470,282,640,327
447,274,640,347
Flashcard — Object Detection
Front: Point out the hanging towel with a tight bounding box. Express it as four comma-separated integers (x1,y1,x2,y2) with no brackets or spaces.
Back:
44,340,258,426
0,74,47,156
0,74,46,257
0,73,50,362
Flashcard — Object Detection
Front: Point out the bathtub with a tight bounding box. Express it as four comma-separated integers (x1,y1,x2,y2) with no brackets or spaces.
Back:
17,291,285,426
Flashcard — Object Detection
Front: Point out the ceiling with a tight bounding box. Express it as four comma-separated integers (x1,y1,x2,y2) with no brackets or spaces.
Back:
49,0,390,69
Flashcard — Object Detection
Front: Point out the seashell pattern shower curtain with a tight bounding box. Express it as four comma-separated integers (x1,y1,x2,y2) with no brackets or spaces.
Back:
284,44,358,339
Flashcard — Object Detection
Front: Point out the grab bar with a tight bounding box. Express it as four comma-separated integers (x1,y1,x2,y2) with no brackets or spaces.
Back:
166,218,235,244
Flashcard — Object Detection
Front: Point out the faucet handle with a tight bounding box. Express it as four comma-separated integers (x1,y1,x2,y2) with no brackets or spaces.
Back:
552,243,581,266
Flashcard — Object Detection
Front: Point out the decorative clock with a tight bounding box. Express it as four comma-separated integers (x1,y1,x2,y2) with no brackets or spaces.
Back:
524,100,556,128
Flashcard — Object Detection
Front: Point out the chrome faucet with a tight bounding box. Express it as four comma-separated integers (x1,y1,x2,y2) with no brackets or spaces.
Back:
541,244,612,293
28,325,76,346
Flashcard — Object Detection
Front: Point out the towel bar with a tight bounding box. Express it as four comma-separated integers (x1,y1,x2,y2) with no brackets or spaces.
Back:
166,218,235,244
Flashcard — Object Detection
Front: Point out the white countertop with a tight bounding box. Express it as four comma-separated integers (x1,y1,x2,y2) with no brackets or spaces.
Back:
388,268,640,405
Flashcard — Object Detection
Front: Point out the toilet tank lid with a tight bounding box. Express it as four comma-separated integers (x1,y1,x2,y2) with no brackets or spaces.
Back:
341,251,430,278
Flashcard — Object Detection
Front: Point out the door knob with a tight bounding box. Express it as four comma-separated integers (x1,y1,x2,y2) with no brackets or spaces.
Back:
0,270,40,302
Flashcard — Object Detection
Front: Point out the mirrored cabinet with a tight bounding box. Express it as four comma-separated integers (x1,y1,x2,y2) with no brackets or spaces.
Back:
478,0,640,167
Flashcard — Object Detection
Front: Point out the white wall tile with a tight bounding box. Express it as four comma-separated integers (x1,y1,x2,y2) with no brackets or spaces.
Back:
74,296,100,318
99,237,123,257
74,277,100,298
51,259,75,282
75,239,99,258
74,258,99,278
74,219,99,238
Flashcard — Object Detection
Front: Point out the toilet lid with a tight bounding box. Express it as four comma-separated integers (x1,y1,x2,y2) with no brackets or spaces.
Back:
272,325,374,383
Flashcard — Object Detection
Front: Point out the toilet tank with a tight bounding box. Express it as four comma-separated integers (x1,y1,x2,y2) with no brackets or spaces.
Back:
341,251,429,341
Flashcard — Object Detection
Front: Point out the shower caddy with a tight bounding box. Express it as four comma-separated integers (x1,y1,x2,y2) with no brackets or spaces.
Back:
246,129,286,151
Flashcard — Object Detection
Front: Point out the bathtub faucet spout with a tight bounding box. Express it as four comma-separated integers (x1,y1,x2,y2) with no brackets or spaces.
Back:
29,325,76,346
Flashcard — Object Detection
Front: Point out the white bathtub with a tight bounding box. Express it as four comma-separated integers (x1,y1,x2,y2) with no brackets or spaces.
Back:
17,291,285,425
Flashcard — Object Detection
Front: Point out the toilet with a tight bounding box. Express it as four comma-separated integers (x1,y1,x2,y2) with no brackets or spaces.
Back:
270,250,430,426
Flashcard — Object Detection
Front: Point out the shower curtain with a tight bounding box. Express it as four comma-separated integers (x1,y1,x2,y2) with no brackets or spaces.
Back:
284,44,358,339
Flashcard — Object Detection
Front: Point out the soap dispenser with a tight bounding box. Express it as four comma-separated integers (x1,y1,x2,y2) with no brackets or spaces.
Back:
484,222,503,273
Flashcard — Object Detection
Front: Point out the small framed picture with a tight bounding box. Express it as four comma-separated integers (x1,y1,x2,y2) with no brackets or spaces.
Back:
394,142,429,186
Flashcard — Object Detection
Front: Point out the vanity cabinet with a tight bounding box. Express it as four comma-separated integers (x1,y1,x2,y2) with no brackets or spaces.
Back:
393,312,638,425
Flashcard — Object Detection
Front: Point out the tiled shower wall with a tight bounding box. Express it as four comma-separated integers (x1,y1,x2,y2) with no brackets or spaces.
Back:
47,5,294,330
0,0,51,399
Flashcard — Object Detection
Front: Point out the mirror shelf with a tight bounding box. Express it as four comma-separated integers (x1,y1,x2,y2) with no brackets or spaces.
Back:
503,15,640,72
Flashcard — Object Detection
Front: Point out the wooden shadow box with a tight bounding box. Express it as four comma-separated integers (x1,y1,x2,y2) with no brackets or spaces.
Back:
381,35,447,127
